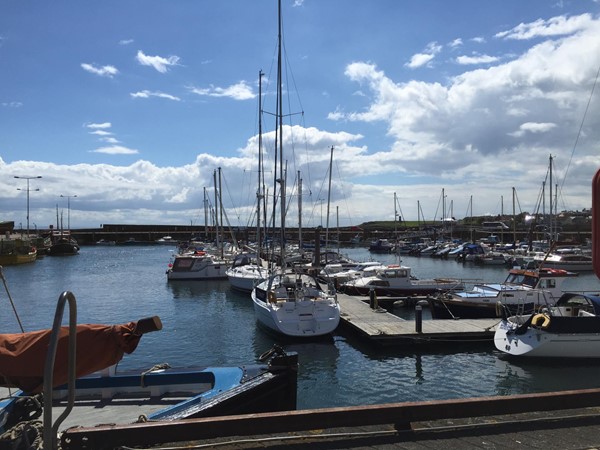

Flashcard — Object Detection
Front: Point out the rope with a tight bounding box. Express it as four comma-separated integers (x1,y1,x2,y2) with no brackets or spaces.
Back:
0,267,25,333
140,363,171,388
0,421,44,450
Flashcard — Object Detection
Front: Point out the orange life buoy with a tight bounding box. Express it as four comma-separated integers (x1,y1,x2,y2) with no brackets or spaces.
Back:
531,313,551,329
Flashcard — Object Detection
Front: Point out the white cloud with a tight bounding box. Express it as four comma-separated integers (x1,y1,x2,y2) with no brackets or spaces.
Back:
456,54,499,65
130,90,181,101
119,39,134,45
509,122,557,137
136,50,180,73
89,130,112,136
81,63,118,78
90,145,139,155
86,122,112,130
330,13,600,191
405,42,442,68
496,13,594,40
189,81,256,100
1,102,23,107
449,38,463,48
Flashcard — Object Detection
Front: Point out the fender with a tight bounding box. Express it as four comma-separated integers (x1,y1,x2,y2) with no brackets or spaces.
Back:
593,168,600,280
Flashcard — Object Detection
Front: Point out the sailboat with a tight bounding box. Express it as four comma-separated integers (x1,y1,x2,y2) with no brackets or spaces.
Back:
251,0,340,337
227,71,270,292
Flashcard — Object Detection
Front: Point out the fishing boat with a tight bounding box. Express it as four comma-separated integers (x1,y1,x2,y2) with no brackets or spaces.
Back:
0,292,298,449
251,270,340,337
430,267,578,319
338,264,464,297
47,230,80,256
494,293,600,358
0,238,37,265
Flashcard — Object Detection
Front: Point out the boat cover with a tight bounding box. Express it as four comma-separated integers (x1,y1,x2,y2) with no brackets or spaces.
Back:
0,322,141,393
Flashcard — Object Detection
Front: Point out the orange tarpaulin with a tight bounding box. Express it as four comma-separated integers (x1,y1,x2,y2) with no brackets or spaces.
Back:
0,322,141,393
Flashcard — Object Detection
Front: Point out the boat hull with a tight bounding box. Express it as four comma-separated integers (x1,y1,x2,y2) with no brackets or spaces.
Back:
495,320,600,358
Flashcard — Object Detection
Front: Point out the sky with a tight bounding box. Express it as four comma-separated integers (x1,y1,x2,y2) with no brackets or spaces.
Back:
2,0,600,231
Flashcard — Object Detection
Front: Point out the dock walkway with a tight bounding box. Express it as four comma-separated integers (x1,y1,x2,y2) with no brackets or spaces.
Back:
337,293,500,345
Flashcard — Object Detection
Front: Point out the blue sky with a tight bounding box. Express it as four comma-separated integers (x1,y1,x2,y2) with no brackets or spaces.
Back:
2,0,600,230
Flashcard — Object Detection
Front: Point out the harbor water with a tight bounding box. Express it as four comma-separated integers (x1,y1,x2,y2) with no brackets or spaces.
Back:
1,245,600,410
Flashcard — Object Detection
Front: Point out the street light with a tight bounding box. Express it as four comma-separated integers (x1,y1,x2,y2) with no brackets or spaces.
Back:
318,198,325,227
14,175,42,236
60,194,77,230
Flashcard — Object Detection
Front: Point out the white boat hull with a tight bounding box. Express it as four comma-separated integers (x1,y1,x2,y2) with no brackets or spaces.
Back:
251,273,340,337
495,322,600,358
252,297,340,337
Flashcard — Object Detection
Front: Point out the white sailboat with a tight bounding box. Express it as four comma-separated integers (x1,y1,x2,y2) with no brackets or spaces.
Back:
227,71,271,292
251,0,340,337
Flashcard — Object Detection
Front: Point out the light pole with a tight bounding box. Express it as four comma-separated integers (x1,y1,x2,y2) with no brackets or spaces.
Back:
318,198,325,227
14,175,42,236
60,195,77,230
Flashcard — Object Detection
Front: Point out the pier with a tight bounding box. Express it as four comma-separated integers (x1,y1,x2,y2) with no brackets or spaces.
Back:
337,293,499,346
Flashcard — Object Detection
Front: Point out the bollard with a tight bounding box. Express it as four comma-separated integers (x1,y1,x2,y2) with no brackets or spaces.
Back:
369,288,375,309
415,304,423,333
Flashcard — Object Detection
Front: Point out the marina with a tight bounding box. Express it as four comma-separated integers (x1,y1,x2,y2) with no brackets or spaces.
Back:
1,244,600,447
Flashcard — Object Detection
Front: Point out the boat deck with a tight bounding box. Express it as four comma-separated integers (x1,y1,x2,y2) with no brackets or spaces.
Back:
0,387,184,430
337,294,499,345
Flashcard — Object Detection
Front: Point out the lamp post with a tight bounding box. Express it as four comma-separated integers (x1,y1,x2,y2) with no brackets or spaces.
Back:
60,195,77,230
318,198,325,227
14,175,42,236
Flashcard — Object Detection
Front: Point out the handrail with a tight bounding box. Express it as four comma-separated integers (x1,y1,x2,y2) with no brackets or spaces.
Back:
42,291,77,450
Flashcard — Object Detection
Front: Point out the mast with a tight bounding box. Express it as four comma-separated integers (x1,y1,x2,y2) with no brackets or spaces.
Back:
203,187,208,239
512,187,516,244
277,0,285,267
325,146,333,253
213,170,220,255
549,154,554,243
256,70,264,265
298,170,303,252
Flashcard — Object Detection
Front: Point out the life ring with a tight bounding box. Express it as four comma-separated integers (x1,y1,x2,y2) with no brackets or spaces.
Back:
531,313,551,329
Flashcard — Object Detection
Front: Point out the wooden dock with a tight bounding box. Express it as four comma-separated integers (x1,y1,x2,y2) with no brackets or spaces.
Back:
337,294,500,346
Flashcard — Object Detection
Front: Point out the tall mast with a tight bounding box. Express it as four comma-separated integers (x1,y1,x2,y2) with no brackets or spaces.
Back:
549,154,554,243
277,0,285,266
325,146,333,253
257,70,264,264
298,170,303,252
213,169,219,253
203,187,208,239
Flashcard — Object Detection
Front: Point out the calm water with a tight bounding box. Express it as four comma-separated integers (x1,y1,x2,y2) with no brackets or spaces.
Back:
2,245,600,410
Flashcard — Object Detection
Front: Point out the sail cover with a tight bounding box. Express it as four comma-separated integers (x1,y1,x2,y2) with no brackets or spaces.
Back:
0,322,142,393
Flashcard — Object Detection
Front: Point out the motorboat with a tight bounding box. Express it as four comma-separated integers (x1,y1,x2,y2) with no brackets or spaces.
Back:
494,293,600,358
166,250,229,280
338,265,464,297
0,293,298,448
323,261,386,286
226,252,270,292
368,238,395,254
95,239,116,246
534,249,594,272
251,271,340,337
474,252,508,266
429,267,578,319
155,236,177,245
